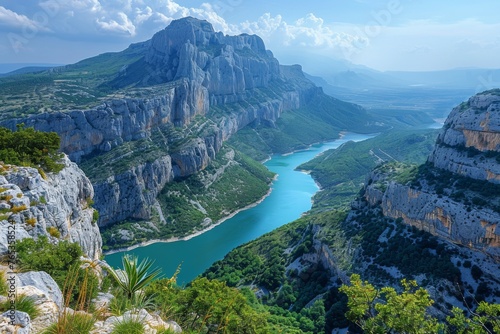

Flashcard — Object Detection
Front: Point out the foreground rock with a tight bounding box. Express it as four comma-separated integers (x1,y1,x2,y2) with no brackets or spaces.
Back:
0,156,102,259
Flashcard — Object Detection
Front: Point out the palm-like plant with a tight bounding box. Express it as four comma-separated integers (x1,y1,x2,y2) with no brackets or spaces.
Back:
108,255,162,299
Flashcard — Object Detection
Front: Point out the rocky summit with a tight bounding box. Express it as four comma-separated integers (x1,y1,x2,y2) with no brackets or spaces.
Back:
0,17,355,232
429,89,500,182
363,90,500,259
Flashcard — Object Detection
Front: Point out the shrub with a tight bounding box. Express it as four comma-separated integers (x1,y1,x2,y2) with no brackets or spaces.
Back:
47,226,61,238
0,295,39,319
0,271,8,295
92,210,99,224
43,312,95,334
16,236,98,306
471,265,483,281
0,125,64,173
111,316,145,334
26,217,37,227
11,204,27,213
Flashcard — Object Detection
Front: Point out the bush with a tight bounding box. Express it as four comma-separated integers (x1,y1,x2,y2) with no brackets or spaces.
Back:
111,316,145,334
471,265,483,281
0,295,39,319
0,125,64,173
47,226,61,238
43,312,95,334
16,236,98,306
26,217,37,227
0,271,7,295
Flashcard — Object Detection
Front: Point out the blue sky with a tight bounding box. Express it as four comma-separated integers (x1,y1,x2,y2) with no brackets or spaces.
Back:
1,0,500,72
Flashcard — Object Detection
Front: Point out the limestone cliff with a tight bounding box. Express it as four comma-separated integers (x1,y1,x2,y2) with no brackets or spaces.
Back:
363,90,500,259
428,89,500,183
0,156,102,259
0,17,323,230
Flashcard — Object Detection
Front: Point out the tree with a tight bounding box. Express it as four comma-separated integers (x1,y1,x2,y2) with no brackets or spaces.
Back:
447,302,500,333
339,274,444,333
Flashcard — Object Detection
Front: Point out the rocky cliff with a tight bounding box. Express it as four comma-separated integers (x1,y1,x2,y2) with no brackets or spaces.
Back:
428,89,500,183
0,17,322,230
363,90,500,259
0,156,102,259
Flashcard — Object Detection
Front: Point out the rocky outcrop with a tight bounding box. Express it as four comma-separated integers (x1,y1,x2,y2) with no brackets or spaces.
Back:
0,156,102,259
143,17,280,99
91,309,182,334
0,310,32,334
0,17,320,229
363,90,500,259
428,90,500,183
94,97,288,226
364,178,500,259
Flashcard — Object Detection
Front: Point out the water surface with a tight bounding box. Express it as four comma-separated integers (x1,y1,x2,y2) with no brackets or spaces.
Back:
106,133,374,284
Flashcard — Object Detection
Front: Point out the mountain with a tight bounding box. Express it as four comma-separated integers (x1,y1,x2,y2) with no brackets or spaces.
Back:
365,89,500,259
204,91,500,332
0,17,386,249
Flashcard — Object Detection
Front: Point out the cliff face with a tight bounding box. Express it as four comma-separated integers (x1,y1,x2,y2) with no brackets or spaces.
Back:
363,90,500,259
0,157,102,259
428,90,500,183
0,17,319,229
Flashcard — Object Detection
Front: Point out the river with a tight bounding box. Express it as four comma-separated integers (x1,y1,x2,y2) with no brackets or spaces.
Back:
105,133,374,285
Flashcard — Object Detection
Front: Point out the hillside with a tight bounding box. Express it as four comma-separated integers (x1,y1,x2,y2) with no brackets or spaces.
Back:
203,93,500,332
0,17,386,249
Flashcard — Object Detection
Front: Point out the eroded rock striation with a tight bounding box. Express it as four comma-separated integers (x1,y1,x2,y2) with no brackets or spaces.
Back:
429,90,500,182
363,90,500,259
0,17,320,229
0,156,102,259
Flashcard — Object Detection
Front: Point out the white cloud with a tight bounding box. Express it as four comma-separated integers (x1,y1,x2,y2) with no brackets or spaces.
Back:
238,13,368,59
0,5,49,32
96,12,136,36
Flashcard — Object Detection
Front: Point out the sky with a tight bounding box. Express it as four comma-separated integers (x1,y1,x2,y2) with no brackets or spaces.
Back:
1,0,500,72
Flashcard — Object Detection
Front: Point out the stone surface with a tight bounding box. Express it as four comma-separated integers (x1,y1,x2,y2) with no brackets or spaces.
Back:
364,90,500,259
91,308,182,334
364,179,500,259
0,17,319,229
0,310,32,334
429,90,500,183
17,271,63,310
0,156,102,259
17,285,59,333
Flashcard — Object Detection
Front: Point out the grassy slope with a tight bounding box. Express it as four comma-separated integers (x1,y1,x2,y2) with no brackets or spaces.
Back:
101,145,274,250
299,129,438,211
228,92,386,161
202,128,452,333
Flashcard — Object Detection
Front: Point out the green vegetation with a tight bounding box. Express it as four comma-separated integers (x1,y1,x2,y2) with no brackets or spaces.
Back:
101,145,274,250
147,276,269,333
107,255,162,299
340,274,444,333
372,161,500,214
43,312,95,334
0,295,39,320
16,236,98,307
0,271,7,295
229,92,385,161
0,125,64,173
341,274,500,333
298,129,438,211
111,317,145,334
0,45,147,117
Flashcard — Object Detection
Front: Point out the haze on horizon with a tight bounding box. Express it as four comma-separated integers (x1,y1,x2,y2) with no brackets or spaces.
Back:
1,0,499,74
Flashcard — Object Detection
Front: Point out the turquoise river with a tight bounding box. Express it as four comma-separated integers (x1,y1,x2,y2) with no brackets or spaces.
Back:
106,133,374,285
